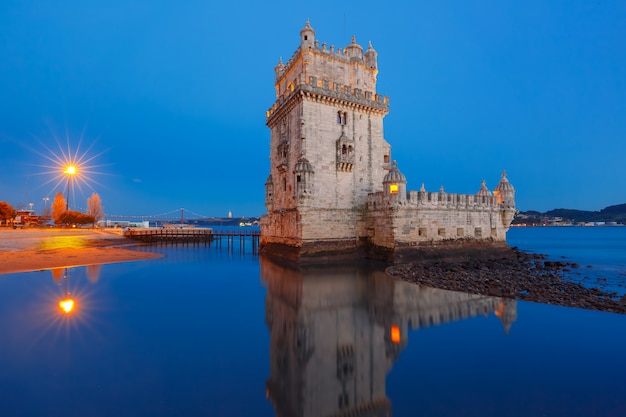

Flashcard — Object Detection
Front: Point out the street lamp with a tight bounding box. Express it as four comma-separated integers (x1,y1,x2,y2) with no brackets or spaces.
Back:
42,197,49,216
64,165,77,211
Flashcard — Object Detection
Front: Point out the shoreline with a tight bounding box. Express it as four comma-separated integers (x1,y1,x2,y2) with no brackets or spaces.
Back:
387,247,626,314
0,228,162,275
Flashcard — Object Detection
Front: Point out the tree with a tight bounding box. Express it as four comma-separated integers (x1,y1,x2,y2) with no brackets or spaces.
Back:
0,201,15,225
57,210,95,226
87,192,104,223
51,192,66,224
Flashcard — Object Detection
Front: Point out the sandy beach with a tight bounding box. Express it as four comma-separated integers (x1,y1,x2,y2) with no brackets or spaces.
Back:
0,228,162,275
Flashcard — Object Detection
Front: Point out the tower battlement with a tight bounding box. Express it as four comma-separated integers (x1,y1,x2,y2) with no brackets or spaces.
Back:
266,75,389,124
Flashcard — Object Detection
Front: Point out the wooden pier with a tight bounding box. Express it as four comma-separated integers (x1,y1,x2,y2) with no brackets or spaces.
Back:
124,228,260,250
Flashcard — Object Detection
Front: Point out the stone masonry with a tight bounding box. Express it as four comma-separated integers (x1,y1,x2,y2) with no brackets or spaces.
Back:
260,21,516,262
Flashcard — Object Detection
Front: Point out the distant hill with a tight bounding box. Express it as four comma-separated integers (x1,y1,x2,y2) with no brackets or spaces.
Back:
514,204,626,225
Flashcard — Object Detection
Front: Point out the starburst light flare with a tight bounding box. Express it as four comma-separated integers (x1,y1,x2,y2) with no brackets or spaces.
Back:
30,128,110,210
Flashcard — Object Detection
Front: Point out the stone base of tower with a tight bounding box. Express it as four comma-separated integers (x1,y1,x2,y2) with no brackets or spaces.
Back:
259,208,371,263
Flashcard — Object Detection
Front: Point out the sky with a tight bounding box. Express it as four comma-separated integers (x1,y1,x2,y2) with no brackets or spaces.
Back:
1,0,625,218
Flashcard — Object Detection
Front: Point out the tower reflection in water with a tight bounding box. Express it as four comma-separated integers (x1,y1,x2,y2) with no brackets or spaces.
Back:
261,257,517,417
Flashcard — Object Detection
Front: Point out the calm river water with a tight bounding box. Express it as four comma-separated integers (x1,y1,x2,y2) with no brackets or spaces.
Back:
0,227,624,416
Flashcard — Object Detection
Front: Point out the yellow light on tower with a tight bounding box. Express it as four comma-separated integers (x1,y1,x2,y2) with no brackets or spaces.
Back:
389,184,399,194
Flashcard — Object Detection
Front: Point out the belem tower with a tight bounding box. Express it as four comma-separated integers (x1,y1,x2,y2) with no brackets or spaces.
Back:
260,21,516,262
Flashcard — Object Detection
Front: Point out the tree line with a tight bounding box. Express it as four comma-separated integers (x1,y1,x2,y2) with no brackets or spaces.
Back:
0,192,104,227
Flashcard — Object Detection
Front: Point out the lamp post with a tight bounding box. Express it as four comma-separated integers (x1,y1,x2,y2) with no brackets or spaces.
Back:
64,165,76,211
42,197,49,216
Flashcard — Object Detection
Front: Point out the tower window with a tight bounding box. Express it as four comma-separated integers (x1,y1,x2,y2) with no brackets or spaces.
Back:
337,111,347,125
384,154,390,164
389,184,398,194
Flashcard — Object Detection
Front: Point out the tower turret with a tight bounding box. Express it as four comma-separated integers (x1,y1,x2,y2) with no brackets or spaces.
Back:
364,41,378,71
294,157,314,200
274,57,285,82
494,171,515,209
344,35,363,60
300,19,315,49
495,171,516,228
383,161,407,204
476,180,492,196
265,174,274,211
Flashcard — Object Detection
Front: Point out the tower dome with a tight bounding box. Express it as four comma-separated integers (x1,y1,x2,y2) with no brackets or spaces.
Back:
383,161,406,184
294,157,314,173
494,171,514,193
476,180,493,196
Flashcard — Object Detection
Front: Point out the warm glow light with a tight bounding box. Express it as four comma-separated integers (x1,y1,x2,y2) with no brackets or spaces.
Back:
59,298,75,314
64,165,77,175
389,184,399,194
391,325,400,344
493,190,502,204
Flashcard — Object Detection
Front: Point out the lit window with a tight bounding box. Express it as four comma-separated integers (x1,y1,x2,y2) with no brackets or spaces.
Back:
389,184,398,194
391,325,400,343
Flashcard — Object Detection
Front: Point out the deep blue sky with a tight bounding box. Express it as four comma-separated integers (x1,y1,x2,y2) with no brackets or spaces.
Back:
1,1,625,217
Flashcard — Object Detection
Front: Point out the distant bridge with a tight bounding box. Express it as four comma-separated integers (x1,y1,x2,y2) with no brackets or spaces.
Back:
104,207,259,225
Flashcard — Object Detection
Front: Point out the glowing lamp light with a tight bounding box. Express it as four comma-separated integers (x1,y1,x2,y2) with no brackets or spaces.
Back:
389,184,399,194
64,165,77,175
59,298,76,314
390,324,401,344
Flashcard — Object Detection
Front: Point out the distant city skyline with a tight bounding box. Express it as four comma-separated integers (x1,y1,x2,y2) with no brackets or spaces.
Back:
1,1,625,216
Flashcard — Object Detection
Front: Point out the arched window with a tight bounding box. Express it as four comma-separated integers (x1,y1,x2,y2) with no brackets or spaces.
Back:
337,111,347,125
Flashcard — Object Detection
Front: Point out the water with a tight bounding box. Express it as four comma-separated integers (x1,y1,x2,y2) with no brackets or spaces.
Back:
0,228,625,416
508,226,626,294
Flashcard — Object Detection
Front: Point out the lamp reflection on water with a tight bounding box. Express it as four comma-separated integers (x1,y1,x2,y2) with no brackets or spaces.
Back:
59,298,75,314
52,268,78,316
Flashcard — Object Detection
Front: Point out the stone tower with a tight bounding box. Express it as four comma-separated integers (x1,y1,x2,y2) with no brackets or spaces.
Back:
261,20,391,259
261,21,516,262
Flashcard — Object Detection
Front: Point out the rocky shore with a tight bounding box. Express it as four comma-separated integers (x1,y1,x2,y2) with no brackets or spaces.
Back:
387,247,626,314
